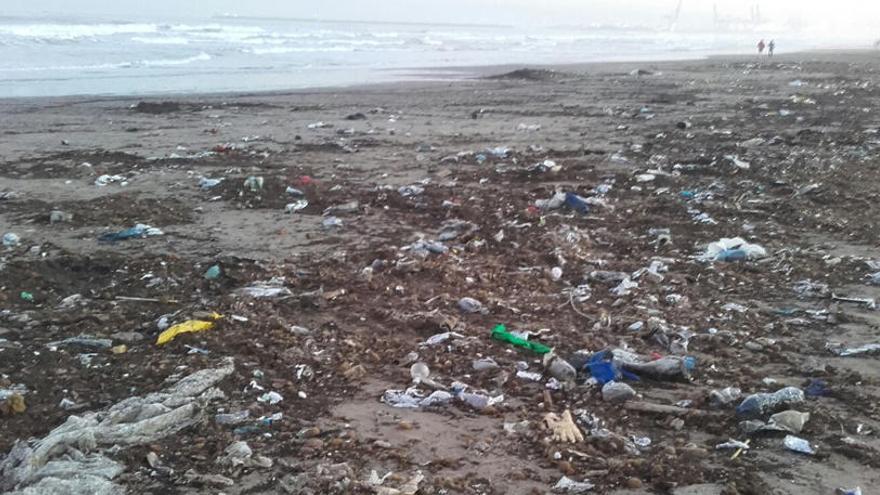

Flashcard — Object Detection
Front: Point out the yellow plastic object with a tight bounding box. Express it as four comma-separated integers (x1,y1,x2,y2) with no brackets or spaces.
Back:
156,313,223,345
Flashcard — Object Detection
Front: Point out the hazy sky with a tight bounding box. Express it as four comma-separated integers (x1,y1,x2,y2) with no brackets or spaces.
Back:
5,0,880,34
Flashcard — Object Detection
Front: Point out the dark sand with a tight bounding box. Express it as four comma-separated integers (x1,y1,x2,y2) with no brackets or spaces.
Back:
2,50,880,494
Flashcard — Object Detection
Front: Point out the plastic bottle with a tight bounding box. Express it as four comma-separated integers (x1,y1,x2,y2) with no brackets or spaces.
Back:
708,387,742,408
544,353,577,383
491,324,550,354
716,249,748,262
451,383,502,410
458,392,492,410
735,386,804,419
216,410,251,425
621,356,696,380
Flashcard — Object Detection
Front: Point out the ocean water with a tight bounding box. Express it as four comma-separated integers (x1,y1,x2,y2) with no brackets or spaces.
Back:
0,15,811,98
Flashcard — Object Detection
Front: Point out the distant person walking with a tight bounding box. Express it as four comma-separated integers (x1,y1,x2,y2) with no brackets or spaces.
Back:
757,39,766,55
768,40,775,57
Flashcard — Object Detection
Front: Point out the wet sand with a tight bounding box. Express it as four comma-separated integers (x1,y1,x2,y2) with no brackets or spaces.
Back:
2,50,880,494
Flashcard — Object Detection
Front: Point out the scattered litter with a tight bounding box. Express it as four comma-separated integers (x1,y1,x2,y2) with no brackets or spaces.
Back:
783,435,815,455
199,177,223,189
700,237,767,262
156,313,222,345
257,391,284,405
552,475,594,493
204,265,221,280
243,176,264,192
285,200,309,213
0,360,234,493
544,409,584,443
422,332,465,346
235,278,292,298
49,210,73,223
382,388,453,409
491,324,551,354
709,387,742,408
736,387,804,419
398,185,425,197
825,342,880,356
516,123,542,132
715,439,750,450
94,174,127,186
3,232,21,247
322,216,344,229
724,155,751,170
98,224,164,243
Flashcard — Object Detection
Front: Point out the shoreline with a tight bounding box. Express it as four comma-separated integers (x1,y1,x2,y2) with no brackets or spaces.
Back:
1,48,876,104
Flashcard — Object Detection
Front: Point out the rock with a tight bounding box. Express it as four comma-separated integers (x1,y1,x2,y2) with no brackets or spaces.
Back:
473,358,500,371
184,469,234,486
302,438,324,451
625,477,643,489
457,297,485,314
602,382,636,403
279,473,309,494
49,210,73,224
679,446,709,460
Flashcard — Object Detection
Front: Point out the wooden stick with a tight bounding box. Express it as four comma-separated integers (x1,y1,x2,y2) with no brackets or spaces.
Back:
731,439,750,460
623,401,710,417
115,296,180,304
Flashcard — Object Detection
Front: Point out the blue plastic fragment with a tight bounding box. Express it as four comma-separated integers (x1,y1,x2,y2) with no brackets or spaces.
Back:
805,378,830,397
715,248,748,262
564,192,590,215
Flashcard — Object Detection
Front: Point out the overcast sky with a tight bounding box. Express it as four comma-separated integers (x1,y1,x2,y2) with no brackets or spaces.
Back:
5,0,880,34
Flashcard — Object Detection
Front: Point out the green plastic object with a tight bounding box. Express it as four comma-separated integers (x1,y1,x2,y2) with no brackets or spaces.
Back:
204,265,221,280
20,291,34,302
491,324,551,354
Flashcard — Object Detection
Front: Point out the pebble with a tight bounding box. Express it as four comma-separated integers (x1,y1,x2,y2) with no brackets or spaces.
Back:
302,438,324,451
602,381,637,403
298,427,321,438
625,477,643,489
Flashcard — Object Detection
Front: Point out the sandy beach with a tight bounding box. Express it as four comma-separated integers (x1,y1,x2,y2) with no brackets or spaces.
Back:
2,50,880,494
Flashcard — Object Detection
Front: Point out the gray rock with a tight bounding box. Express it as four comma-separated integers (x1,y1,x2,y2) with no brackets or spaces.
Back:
602,381,636,403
